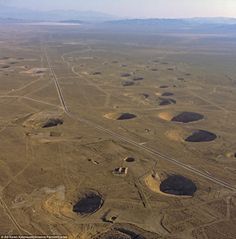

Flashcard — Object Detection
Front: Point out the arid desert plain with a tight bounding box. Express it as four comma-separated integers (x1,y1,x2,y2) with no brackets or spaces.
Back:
0,23,236,238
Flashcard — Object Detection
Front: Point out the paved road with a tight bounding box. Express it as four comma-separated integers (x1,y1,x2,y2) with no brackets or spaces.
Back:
43,46,236,192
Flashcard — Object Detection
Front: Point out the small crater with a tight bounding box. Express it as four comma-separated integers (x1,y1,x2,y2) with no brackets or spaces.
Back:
160,175,197,196
162,92,174,97
91,71,102,75
117,113,136,120
22,68,47,75
104,112,137,121
141,93,149,99
124,157,135,162
159,85,169,89
73,191,103,215
185,130,217,142
42,118,63,128
133,77,144,81
2,65,10,69
122,81,135,87
1,57,10,60
158,98,176,106
23,112,63,129
35,70,44,74
121,73,131,77
151,68,158,71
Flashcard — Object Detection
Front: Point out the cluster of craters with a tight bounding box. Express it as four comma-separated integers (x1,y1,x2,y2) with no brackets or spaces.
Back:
158,111,217,143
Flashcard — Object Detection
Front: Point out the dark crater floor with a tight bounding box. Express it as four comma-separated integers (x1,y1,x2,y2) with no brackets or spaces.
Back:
160,175,197,196
141,93,149,99
158,98,176,106
121,73,131,77
162,92,174,97
2,65,10,69
159,85,169,89
42,118,63,128
172,112,204,123
122,81,135,86
73,191,103,215
117,113,137,120
133,77,144,81
124,157,135,162
185,130,217,142
91,71,102,75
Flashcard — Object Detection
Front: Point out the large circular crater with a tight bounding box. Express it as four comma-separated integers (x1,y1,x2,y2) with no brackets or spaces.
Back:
73,191,103,215
160,175,197,196
172,112,204,123
185,130,217,142
159,111,204,123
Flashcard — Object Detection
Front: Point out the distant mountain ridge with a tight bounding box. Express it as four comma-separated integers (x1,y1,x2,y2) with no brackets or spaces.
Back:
0,4,117,22
0,4,236,27
103,18,236,33
107,17,236,25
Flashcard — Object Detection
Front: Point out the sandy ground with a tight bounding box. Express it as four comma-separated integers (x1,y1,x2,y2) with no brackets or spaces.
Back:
0,24,235,238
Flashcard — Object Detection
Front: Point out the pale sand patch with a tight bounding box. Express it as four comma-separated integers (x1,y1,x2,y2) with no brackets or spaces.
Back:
158,112,175,121
104,112,120,120
226,152,236,159
155,92,162,96
165,129,185,142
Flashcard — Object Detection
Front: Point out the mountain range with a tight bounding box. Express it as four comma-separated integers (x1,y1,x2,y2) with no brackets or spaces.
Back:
0,4,236,28
0,5,117,22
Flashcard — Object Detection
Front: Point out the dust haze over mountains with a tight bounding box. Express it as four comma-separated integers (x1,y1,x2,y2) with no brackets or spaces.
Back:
1,0,236,21
0,3,117,22
1,3,236,28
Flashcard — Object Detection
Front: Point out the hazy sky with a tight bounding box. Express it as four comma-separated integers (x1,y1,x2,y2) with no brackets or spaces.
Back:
2,0,236,18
